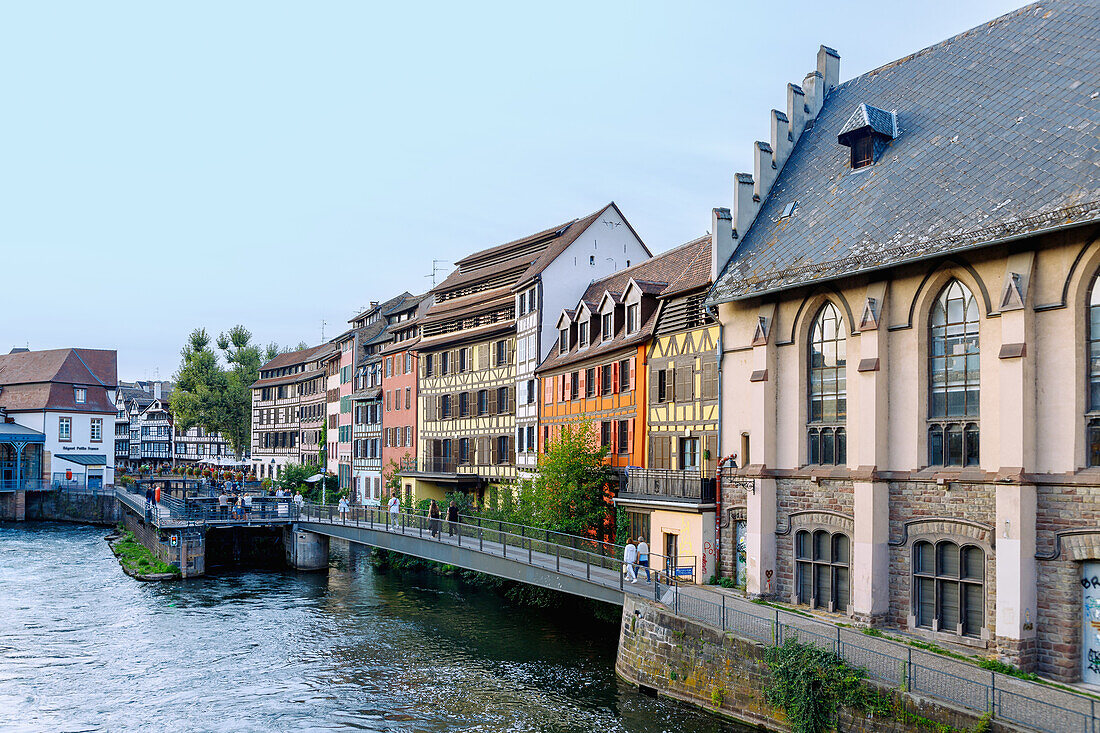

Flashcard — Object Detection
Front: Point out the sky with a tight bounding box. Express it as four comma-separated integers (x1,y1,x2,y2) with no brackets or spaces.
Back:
1,0,1025,380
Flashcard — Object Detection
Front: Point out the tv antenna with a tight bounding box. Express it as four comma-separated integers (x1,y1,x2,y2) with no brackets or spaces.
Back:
426,259,449,288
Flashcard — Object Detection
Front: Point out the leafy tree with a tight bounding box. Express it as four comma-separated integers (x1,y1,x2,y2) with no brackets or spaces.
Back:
171,325,286,458
531,421,615,540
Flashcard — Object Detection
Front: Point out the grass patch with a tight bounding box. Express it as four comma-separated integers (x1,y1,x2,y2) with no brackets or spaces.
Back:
111,529,180,577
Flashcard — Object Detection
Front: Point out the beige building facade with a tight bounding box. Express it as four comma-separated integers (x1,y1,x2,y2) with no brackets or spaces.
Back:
707,3,1100,682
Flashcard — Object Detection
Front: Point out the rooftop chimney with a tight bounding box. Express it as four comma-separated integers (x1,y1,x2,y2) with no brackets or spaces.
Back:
711,208,734,282
153,382,162,400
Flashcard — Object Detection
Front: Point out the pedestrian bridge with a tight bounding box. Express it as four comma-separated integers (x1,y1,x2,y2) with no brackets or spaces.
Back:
296,504,675,607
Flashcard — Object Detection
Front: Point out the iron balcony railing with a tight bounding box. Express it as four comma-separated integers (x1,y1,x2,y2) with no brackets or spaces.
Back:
619,467,716,503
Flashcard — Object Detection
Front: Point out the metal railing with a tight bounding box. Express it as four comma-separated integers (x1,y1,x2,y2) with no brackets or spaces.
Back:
0,478,48,492
620,468,716,503
298,501,1100,733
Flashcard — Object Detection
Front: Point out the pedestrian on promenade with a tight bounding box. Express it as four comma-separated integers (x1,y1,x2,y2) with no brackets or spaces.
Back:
636,536,651,582
623,540,639,584
429,499,441,538
338,496,350,521
446,500,459,537
232,496,243,521
144,486,154,515
242,492,253,521
218,490,229,520
387,492,400,524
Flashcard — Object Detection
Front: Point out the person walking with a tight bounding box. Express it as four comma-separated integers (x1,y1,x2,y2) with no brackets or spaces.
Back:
144,486,154,519
218,490,229,520
242,492,253,521
387,491,400,526
623,540,639,583
293,490,304,517
338,496,350,522
428,499,441,539
446,500,459,537
636,536,651,582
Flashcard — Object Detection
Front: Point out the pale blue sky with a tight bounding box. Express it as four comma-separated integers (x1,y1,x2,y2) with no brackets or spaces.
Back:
1,1,1023,379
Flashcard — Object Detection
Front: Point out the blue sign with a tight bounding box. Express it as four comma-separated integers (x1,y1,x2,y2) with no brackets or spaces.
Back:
674,567,694,577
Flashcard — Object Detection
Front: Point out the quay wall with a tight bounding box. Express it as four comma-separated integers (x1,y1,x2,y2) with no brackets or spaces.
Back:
4,490,120,525
616,596,1009,732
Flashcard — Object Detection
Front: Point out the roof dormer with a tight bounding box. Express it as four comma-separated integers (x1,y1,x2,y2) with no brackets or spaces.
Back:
837,103,897,170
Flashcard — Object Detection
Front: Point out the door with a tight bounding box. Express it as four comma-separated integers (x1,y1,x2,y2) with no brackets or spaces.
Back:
664,532,679,576
1083,561,1100,685
734,520,748,589
87,472,102,490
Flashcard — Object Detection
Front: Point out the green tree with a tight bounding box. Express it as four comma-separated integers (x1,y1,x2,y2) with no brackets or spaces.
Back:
217,325,264,457
170,328,228,445
531,421,615,540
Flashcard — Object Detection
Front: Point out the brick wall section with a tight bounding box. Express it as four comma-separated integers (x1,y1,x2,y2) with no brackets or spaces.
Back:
886,480,997,641
718,480,747,579
773,478,853,602
617,596,999,732
1036,483,1100,681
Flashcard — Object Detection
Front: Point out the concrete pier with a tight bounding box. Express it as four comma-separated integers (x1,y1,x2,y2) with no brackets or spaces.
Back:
285,528,329,570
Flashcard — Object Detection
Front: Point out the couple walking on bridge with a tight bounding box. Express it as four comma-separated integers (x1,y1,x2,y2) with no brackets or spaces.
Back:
428,499,459,540
623,537,650,584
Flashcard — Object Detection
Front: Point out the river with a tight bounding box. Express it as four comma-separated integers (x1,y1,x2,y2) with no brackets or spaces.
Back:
0,522,742,732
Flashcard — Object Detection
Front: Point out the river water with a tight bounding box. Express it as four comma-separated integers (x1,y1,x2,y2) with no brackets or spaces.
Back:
0,523,741,732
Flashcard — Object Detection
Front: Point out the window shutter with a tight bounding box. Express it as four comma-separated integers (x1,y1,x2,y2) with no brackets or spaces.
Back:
559,374,566,401
451,349,459,373
629,357,636,391
489,388,498,414
578,368,586,397
649,368,659,404
508,386,515,413
628,420,634,455
478,343,489,370
508,435,515,465
702,361,717,399
612,362,620,393
595,365,602,394
544,377,552,405
491,437,499,464
611,421,618,453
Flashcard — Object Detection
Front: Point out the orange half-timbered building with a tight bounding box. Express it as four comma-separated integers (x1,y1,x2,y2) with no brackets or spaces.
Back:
536,240,708,469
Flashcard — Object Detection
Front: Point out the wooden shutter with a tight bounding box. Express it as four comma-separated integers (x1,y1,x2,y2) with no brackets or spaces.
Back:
488,388,498,414
478,343,489,370
544,377,553,405
578,368,586,397
508,435,515,465
491,436,499,464
627,419,634,456
595,365,602,394
705,434,717,475
629,357,636,391
649,368,659,404
612,362,620,393
702,360,717,399
610,421,618,454
508,386,515,413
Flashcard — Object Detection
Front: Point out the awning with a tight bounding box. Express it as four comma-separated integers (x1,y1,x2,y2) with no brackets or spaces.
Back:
55,453,107,466
0,423,45,444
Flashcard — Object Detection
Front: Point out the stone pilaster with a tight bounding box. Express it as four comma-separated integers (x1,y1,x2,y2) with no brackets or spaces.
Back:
746,303,777,598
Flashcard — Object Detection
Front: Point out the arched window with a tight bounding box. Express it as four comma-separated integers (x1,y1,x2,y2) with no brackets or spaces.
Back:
912,540,984,638
795,529,850,613
1088,276,1100,466
928,280,980,466
807,303,846,465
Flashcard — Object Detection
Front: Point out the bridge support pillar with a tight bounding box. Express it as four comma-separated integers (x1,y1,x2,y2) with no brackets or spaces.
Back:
15,490,25,521
285,527,329,571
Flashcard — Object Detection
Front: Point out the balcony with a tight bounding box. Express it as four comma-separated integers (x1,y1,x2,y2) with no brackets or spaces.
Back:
617,468,716,505
398,456,481,487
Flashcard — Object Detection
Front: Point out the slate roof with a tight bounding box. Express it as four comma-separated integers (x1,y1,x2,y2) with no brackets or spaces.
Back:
838,103,896,141
710,0,1100,303
259,344,331,372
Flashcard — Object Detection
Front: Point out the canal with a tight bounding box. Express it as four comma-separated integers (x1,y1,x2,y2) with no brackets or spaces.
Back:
1,523,741,732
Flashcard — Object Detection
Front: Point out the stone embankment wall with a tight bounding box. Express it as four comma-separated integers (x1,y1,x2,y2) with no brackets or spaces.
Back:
22,491,119,525
616,596,1007,732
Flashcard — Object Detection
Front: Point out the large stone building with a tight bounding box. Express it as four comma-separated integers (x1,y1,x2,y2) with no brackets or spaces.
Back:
408,206,649,502
707,2,1100,682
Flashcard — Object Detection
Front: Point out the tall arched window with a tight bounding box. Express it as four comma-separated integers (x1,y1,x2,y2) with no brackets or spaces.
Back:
795,529,850,613
928,280,980,466
1088,275,1100,466
912,540,984,638
807,303,846,465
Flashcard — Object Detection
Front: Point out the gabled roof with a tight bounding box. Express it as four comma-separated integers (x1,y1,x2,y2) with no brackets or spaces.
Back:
538,237,710,373
0,348,117,389
259,343,332,372
711,0,1100,303
837,103,896,142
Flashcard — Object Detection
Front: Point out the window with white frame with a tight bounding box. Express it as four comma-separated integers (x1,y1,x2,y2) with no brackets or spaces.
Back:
74,388,86,404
